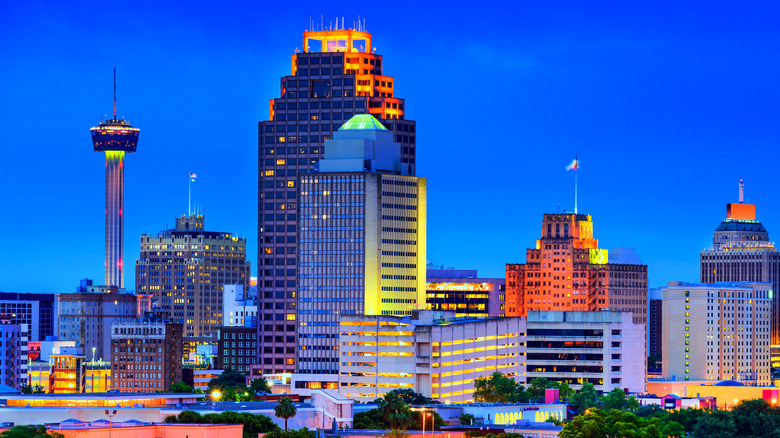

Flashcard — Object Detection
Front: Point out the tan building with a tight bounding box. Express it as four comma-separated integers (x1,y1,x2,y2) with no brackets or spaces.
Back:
661,281,772,385
111,316,183,392
57,284,142,363
136,215,250,349
333,310,526,403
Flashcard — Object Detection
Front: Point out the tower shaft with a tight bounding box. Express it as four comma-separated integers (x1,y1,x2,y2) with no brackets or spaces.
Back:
105,151,125,288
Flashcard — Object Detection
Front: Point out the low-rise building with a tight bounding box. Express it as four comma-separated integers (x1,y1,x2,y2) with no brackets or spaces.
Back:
0,323,28,389
426,268,506,317
217,326,258,373
335,310,526,403
223,285,257,328
111,315,183,392
660,282,771,385
526,311,645,393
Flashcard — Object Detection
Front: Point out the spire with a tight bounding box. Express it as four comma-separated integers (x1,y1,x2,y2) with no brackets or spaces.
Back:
739,179,744,203
113,67,117,120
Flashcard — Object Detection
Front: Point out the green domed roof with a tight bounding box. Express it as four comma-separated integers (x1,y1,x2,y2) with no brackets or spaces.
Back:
339,114,388,131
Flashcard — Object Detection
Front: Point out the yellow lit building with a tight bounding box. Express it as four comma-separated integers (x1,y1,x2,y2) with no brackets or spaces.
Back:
426,268,506,317
334,311,526,403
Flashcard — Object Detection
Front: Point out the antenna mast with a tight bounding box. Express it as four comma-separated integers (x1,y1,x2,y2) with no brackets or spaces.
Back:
113,67,117,120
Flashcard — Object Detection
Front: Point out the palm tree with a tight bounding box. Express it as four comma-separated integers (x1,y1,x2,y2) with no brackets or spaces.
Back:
378,392,411,429
274,396,297,430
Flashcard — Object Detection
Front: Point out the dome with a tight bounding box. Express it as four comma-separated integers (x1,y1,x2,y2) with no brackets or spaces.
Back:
339,114,388,131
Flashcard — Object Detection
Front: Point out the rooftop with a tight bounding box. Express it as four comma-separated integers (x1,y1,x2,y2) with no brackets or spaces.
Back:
339,114,387,131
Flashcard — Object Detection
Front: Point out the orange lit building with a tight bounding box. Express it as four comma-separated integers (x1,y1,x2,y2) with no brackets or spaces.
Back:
506,213,648,325
257,25,417,375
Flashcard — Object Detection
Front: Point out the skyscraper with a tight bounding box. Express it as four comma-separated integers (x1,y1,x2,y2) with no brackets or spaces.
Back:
90,69,139,288
257,26,416,374
701,180,780,346
506,213,648,325
293,114,426,391
135,215,250,350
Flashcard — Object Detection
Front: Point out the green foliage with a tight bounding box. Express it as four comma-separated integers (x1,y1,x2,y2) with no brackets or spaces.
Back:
382,430,410,438
730,398,780,437
458,413,475,425
410,410,445,431
568,382,598,414
0,426,63,438
464,432,525,438
473,372,527,403
274,396,298,430
19,384,44,395
353,408,388,430
544,416,563,426
169,381,198,393
598,388,639,411
250,377,272,394
377,392,412,429
165,410,278,438
633,404,669,419
691,410,736,438
208,370,247,391
560,409,662,438
666,407,706,433
263,428,315,438
383,388,435,405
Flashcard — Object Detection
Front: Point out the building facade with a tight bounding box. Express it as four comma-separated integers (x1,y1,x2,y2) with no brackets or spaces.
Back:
426,268,506,317
661,281,771,385
294,114,426,391
136,215,250,347
257,27,417,374
334,311,526,403
0,292,57,342
526,311,646,394
223,285,257,328
0,323,28,389
217,326,258,373
700,182,780,347
648,288,663,366
111,318,183,392
56,286,139,362
506,213,649,326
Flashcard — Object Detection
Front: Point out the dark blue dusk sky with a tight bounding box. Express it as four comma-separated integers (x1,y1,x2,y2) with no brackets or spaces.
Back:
2,1,779,292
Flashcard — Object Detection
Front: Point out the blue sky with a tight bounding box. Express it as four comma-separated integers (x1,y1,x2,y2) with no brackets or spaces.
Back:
2,1,779,292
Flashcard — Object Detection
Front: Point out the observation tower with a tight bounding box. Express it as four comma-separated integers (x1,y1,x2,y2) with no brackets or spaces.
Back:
90,69,139,288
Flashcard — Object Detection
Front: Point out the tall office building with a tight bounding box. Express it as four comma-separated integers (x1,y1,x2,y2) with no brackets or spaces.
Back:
258,27,417,374
0,292,57,342
293,114,426,390
135,215,250,348
506,213,648,325
660,281,771,385
90,69,140,288
701,181,780,347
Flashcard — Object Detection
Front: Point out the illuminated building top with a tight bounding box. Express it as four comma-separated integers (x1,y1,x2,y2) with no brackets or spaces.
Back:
90,69,139,153
710,180,771,251
340,114,387,130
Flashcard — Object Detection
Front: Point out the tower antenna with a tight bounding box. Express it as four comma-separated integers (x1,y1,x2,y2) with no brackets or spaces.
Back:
739,179,744,203
113,67,117,120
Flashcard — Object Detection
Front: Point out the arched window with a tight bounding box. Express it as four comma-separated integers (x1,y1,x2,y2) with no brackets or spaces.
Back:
564,223,569,237
556,223,560,237
547,223,552,237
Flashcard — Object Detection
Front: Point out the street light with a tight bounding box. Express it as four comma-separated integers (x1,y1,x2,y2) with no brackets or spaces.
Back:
411,408,432,438
212,390,221,401
104,409,117,438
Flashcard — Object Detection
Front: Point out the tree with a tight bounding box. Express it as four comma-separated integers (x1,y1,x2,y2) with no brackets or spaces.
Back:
666,407,707,434
633,404,669,419
410,410,445,431
473,372,523,403
0,426,63,438
692,410,736,438
527,377,554,402
384,389,434,405
458,413,475,426
377,392,412,429
263,428,316,438
568,382,598,414
19,384,44,395
250,377,272,394
555,382,574,402
731,398,780,437
165,410,278,438
599,388,639,411
208,370,247,391
560,409,661,438
353,409,388,430
169,381,197,393
275,396,298,431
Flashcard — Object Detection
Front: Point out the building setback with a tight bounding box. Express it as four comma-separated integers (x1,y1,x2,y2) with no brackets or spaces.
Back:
257,27,417,375
294,114,426,391
334,311,526,403
700,181,780,348
660,281,771,385
526,311,646,393
506,213,648,326
426,268,506,317
136,215,250,348
217,326,258,373
111,317,183,392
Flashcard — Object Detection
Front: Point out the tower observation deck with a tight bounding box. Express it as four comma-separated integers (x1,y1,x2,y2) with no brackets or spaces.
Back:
90,69,139,288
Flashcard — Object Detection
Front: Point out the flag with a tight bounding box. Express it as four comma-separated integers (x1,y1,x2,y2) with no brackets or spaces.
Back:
190,172,197,181
565,159,579,171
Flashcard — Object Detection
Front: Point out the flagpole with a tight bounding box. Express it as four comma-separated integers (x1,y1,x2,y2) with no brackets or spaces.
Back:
188,173,191,216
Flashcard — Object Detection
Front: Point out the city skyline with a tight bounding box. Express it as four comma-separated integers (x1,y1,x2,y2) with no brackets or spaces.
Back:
3,1,780,292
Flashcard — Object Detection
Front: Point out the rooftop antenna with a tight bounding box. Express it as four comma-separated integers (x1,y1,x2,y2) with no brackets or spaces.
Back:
113,67,117,120
739,179,744,203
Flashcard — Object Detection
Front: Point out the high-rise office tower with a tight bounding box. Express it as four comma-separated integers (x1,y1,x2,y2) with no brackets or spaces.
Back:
293,114,426,391
90,69,140,288
257,26,416,374
135,215,250,349
506,213,648,325
701,180,780,346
